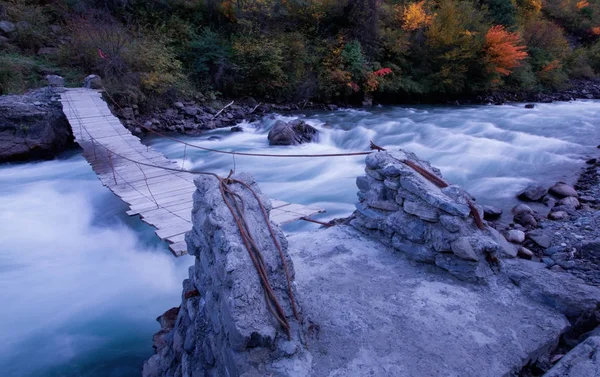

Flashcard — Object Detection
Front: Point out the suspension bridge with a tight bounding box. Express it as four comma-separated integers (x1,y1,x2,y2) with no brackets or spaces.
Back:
59,88,325,257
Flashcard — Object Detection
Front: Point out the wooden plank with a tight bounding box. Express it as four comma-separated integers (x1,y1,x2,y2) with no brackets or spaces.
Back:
169,241,188,257
166,233,187,244
156,226,189,240
61,88,326,258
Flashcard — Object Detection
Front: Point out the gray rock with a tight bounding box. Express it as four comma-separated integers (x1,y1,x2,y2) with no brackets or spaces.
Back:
367,199,400,212
451,237,479,261
543,195,557,208
518,184,548,201
173,101,184,109
183,106,199,116
482,205,503,220
488,227,518,257
268,120,318,146
542,257,555,267
506,229,526,244
46,75,64,87
549,182,578,198
543,334,600,377
84,75,103,89
400,176,470,217
0,20,15,35
513,203,534,215
518,246,534,259
544,246,564,256
0,89,74,162
549,211,570,221
528,230,553,249
403,200,439,222
579,195,596,203
514,213,538,227
439,215,462,233
558,196,581,209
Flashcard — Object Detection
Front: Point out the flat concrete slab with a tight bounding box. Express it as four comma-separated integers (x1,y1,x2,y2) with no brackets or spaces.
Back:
288,226,570,377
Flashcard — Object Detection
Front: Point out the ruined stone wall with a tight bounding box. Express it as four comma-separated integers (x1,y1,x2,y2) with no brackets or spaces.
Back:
350,150,516,282
143,173,310,377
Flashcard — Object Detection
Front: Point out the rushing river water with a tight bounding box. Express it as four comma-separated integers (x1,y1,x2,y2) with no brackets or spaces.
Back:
1,101,599,376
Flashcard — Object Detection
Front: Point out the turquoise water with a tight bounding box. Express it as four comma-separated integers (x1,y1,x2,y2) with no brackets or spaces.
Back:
1,101,599,376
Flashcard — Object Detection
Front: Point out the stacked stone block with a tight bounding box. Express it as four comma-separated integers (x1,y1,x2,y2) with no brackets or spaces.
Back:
350,150,516,282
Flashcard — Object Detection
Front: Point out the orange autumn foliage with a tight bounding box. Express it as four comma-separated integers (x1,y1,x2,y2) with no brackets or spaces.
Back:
576,0,590,9
592,26,600,35
541,59,562,72
485,25,528,76
401,1,432,31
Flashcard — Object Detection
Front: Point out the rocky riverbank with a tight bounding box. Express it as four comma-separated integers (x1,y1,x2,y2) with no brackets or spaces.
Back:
119,79,600,135
473,78,600,106
144,149,600,377
0,86,75,163
112,97,338,136
487,158,600,288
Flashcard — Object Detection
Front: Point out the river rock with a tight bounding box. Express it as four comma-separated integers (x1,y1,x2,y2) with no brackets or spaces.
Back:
267,119,319,146
549,211,570,221
0,89,74,162
549,182,578,198
527,230,553,249
517,184,547,201
525,104,535,109
543,195,557,208
515,213,538,227
506,230,526,244
518,246,534,258
230,126,243,132
513,203,534,215
482,205,503,220
558,197,580,209
84,74,103,89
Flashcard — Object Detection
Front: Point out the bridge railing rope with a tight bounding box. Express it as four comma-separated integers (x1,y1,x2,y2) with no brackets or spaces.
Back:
62,91,302,340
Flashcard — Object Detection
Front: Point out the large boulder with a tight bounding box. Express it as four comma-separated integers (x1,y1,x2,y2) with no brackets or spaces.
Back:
268,119,319,146
0,89,75,163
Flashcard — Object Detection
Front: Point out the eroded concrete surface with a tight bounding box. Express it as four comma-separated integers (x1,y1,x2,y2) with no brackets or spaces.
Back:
289,226,570,377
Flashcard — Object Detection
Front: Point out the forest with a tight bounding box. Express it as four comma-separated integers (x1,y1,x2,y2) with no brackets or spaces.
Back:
1,0,600,105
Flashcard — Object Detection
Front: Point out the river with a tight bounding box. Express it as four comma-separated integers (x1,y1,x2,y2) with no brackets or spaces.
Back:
1,101,599,376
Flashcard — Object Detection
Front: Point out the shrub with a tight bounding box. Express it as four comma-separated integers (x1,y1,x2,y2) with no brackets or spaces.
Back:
0,53,41,94
484,25,528,77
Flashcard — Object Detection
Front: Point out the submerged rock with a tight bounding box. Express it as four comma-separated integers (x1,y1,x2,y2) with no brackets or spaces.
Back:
268,119,319,146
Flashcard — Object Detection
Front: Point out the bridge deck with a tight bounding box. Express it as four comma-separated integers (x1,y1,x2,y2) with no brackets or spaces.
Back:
59,88,324,256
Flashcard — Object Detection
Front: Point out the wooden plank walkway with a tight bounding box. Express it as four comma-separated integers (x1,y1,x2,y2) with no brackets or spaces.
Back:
59,88,325,257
